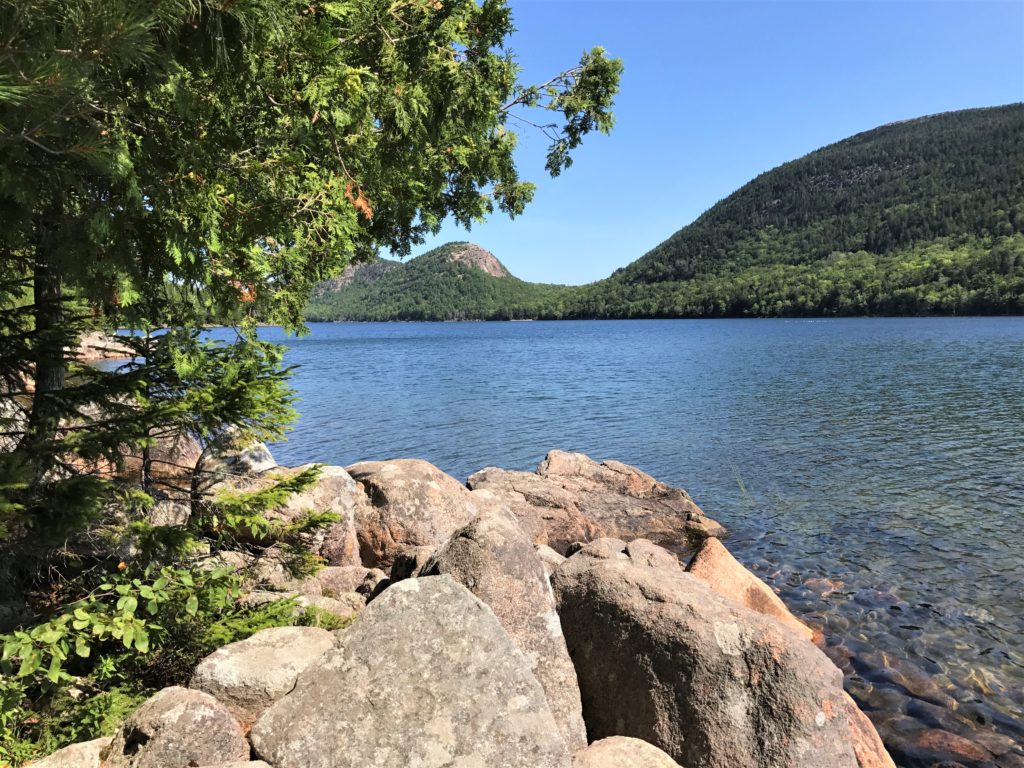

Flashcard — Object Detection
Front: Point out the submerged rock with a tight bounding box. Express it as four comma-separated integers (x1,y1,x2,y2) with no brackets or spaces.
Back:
552,538,894,768
346,459,481,568
250,576,571,768
105,687,248,768
420,508,588,751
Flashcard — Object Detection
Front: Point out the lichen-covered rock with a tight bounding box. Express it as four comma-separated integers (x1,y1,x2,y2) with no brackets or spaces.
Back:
105,687,248,768
147,499,190,527
552,539,894,768
467,470,606,553
26,737,110,767
250,576,571,768
190,626,337,724
573,736,681,768
686,536,814,642
197,763,273,768
420,509,588,751
346,459,481,568
538,450,726,546
468,451,724,554
315,565,378,598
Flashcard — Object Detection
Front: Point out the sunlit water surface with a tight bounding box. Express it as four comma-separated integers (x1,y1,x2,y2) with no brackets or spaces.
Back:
250,318,1023,765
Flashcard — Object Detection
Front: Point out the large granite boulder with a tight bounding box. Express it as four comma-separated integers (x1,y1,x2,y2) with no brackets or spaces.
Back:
468,450,724,553
250,576,572,768
345,459,481,568
74,331,132,360
26,738,110,768
105,687,248,768
420,508,588,751
467,473,606,553
552,539,894,768
209,464,362,567
190,626,337,725
573,736,681,768
686,536,815,643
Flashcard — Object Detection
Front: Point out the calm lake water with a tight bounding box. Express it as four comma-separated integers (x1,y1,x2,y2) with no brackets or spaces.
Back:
259,318,1023,764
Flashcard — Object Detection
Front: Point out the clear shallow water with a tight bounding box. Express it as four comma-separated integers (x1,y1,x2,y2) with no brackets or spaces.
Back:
258,318,1023,763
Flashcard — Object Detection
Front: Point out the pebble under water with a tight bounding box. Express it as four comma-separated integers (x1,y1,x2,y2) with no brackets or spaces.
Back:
254,318,1024,767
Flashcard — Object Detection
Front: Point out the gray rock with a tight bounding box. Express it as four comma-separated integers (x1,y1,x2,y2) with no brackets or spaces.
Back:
346,459,481,568
537,450,726,548
147,500,190,527
420,509,588,751
198,763,272,768
190,626,337,724
573,736,681,767
26,737,110,767
105,686,248,768
250,576,572,768
467,469,605,554
552,539,895,768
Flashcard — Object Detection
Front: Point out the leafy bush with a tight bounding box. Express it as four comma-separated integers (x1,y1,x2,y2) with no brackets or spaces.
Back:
0,466,340,766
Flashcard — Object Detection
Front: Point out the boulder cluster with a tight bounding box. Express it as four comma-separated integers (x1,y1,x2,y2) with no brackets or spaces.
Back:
32,450,894,768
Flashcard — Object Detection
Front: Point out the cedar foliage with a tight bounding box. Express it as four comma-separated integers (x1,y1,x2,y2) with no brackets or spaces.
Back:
0,1,621,761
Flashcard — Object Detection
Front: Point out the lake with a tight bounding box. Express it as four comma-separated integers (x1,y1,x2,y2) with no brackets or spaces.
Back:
259,318,1023,765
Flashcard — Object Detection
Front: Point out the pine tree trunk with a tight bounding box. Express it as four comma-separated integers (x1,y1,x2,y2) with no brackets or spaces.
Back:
18,200,66,478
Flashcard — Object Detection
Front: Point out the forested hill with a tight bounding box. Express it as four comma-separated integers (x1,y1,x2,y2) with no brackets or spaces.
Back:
307,105,1024,321
304,242,567,321
566,103,1024,317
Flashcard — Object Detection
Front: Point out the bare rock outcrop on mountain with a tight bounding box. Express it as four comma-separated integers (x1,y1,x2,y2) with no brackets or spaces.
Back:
446,243,509,277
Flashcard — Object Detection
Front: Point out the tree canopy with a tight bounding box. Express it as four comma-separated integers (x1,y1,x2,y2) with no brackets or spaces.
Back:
0,4,621,759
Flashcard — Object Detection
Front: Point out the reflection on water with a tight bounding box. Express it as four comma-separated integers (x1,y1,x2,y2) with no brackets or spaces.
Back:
255,318,1023,766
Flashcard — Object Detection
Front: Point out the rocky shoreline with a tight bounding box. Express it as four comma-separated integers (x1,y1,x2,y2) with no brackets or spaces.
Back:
28,450,1015,768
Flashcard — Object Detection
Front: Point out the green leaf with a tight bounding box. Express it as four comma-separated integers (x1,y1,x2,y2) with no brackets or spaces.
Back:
47,655,62,683
75,636,91,658
185,594,199,616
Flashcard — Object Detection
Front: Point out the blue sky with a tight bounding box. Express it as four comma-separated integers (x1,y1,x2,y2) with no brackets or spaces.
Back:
409,0,1024,285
